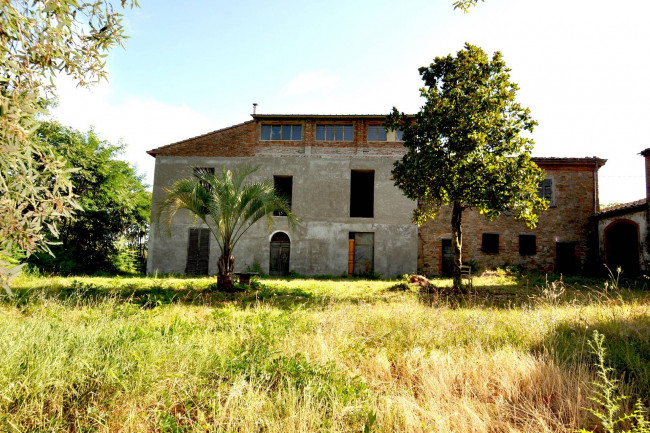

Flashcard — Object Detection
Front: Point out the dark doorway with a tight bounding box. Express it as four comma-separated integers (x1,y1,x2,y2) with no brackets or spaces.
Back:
270,232,290,276
441,239,453,276
556,242,577,275
350,232,374,275
186,228,210,275
605,220,640,276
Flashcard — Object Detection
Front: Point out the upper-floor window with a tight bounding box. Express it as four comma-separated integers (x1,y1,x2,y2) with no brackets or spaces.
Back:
261,124,302,141
537,178,554,205
350,170,374,218
367,125,387,142
367,125,403,142
316,124,353,142
273,175,293,216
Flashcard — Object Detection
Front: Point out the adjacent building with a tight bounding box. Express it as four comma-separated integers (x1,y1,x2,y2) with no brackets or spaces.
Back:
591,149,650,276
146,113,609,278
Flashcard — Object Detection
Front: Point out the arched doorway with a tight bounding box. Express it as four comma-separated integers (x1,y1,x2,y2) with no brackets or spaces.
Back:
604,220,640,276
270,232,290,276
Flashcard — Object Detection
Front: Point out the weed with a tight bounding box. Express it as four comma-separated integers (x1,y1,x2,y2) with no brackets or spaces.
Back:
578,331,650,433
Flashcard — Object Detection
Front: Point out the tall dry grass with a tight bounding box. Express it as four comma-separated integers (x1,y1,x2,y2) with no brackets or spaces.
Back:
0,274,648,432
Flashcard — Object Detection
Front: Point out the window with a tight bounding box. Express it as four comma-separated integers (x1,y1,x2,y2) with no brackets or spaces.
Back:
316,124,353,141
368,125,403,141
537,178,553,205
367,125,387,142
186,228,210,275
273,175,293,216
350,170,374,218
481,233,499,254
261,124,302,141
519,234,537,255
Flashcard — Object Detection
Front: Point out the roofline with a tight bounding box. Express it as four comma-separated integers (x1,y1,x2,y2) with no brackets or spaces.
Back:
593,199,648,219
146,120,255,157
532,157,607,168
251,114,415,119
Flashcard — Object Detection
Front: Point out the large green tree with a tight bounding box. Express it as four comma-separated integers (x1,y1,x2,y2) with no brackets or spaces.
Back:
28,121,150,275
157,167,298,292
387,43,547,289
0,0,137,293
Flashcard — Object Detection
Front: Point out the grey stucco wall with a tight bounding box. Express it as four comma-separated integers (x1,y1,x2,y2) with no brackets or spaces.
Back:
147,151,418,277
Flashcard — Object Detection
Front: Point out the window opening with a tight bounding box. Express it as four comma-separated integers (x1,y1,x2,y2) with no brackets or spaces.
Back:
273,176,293,216
350,170,374,218
519,234,537,255
261,124,302,141
367,125,387,142
316,124,353,142
481,233,499,254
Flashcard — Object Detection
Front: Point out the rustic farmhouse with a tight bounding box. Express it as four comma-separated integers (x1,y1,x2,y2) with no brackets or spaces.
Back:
146,114,610,278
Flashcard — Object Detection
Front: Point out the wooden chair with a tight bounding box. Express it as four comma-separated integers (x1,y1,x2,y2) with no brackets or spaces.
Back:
460,265,473,289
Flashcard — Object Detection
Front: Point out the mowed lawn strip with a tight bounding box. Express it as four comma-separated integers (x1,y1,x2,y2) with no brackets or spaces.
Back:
1,274,648,432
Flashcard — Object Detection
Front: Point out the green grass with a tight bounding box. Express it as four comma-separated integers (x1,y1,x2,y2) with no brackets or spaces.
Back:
1,273,648,432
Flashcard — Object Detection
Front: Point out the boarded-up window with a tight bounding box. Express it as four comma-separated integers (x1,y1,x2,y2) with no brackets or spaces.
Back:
537,178,553,205
481,233,499,254
350,170,374,218
273,176,293,216
186,228,210,275
519,234,537,255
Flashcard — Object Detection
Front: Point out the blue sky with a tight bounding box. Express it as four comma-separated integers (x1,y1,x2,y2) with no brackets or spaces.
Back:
52,0,650,205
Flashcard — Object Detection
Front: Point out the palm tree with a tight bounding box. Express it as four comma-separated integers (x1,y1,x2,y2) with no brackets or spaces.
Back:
156,166,297,291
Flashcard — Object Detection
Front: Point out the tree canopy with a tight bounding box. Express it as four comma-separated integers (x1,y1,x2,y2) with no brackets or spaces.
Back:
387,43,547,288
28,122,150,275
0,0,137,293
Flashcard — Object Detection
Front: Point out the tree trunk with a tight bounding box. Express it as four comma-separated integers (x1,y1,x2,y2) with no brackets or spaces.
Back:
451,201,464,290
217,252,235,291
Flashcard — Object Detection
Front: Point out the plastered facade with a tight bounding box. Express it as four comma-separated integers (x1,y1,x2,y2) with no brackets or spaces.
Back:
147,115,418,277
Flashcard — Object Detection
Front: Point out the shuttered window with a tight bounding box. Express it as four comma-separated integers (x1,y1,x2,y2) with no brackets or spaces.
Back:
537,178,553,205
186,228,210,275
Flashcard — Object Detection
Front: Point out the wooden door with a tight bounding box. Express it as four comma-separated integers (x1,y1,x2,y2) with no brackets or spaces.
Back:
186,228,209,275
441,239,453,276
555,242,576,275
353,232,374,275
270,232,290,276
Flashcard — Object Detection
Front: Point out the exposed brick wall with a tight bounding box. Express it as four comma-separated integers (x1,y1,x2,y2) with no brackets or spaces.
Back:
418,161,602,275
147,116,405,158
147,121,257,157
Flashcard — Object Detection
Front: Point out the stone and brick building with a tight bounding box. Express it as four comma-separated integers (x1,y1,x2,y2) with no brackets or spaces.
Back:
146,113,608,277
591,149,650,276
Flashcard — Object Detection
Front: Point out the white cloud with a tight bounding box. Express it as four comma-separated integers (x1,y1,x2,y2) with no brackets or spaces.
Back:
50,76,220,188
282,71,340,96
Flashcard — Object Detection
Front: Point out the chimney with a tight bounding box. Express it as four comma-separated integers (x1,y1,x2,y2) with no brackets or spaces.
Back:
642,148,650,200
252,103,258,115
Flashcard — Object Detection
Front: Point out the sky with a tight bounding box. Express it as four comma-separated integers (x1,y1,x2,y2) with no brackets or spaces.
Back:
51,0,650,205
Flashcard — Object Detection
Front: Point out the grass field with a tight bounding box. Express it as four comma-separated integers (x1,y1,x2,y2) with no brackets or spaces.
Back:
1,272,649,432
